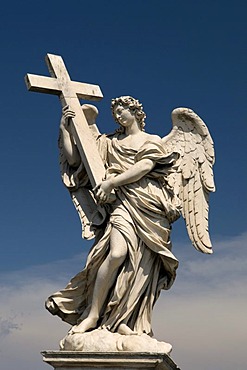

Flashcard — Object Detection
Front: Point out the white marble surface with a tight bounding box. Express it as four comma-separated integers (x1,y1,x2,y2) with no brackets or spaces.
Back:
60,328,172,354
26,55,215,355
46,96,215,340
42,350,180,370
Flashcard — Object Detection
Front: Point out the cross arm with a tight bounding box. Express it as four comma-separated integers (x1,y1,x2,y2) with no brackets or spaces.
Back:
25,74,103,101
25,74,60,95
25,53,106,189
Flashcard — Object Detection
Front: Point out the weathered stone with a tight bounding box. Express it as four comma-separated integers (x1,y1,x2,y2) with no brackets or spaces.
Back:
42,351,180,370
59,329,172,354
25,55,215,370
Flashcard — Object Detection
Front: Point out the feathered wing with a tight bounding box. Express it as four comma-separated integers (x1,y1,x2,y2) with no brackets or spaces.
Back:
162,108,215,254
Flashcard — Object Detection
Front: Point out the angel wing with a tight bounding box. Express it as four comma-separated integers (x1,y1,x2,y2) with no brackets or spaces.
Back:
162,108,215,254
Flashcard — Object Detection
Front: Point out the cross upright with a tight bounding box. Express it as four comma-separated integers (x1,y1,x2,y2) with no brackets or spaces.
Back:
25,53,105,188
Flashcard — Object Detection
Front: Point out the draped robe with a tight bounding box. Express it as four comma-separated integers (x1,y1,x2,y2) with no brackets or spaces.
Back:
46,133,181,335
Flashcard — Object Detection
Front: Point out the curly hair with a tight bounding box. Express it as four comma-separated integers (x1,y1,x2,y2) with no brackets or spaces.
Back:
111,96,146,131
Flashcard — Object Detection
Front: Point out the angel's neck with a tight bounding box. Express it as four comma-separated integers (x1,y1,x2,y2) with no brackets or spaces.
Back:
124,121,141,137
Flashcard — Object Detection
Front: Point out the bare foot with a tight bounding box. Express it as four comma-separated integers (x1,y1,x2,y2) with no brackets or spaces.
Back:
68,325,77,335
69,317,98,334
117,323,138,335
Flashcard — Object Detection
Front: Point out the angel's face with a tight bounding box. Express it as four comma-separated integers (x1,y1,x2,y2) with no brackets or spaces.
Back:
113,104,135,127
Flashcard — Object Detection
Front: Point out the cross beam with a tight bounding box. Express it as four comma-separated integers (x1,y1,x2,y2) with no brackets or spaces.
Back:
25,53,105,188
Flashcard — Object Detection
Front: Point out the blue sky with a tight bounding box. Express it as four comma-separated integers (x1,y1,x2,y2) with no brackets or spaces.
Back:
0,1,246,369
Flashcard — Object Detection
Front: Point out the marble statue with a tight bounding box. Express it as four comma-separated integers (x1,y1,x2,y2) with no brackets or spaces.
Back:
45,96,215,344
25,54,215,354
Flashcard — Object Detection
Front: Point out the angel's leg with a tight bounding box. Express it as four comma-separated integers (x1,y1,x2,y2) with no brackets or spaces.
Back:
71,227,128,334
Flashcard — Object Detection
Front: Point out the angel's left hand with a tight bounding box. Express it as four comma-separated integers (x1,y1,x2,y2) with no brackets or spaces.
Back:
93,179,115,203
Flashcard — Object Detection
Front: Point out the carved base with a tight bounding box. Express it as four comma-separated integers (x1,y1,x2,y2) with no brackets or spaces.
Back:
42,351,181,370
59,329,172,354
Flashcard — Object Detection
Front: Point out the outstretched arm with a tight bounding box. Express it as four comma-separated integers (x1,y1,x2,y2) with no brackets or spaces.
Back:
94,158,155,203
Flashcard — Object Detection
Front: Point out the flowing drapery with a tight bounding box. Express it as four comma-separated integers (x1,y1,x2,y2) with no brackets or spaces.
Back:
46,135,180,335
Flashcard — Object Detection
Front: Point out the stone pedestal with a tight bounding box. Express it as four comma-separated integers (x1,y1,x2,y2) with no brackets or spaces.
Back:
42,351,180,370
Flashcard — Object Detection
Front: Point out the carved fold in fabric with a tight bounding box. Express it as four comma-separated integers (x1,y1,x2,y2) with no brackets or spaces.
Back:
47,135,180,334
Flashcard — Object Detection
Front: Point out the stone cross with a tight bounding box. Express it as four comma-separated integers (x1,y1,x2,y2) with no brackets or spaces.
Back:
25,53,105,188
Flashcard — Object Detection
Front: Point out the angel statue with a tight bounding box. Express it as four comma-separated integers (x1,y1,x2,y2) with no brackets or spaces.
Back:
45,96,215,349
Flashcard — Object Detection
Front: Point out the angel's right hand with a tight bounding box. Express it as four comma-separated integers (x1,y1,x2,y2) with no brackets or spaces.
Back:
60,105,76,131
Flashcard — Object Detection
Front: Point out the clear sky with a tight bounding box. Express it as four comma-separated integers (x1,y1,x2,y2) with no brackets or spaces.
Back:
0,1,246,369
